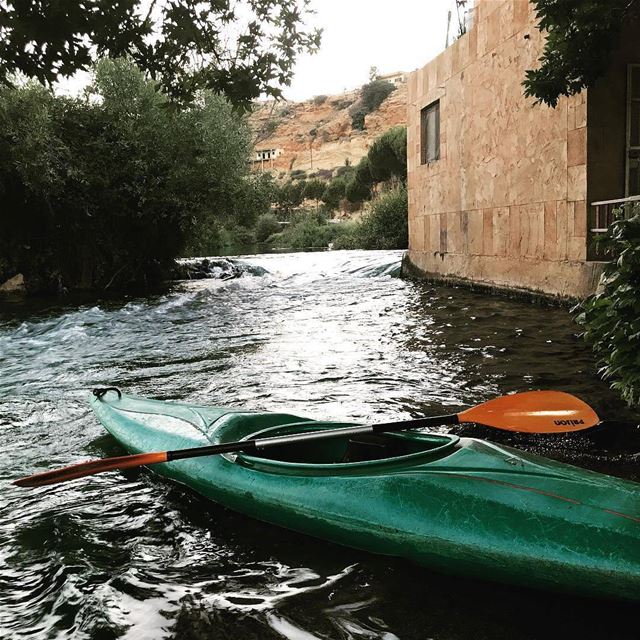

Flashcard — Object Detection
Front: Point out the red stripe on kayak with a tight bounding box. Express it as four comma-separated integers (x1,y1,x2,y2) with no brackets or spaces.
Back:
441,473,581,504
603,509,640,524
442,473,640,523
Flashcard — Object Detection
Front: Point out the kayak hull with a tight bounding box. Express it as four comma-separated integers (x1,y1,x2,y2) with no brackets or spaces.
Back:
90,391,640,600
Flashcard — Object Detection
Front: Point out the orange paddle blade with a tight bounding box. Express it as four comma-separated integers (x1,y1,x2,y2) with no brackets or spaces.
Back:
13,451,168,488
457,391,600,433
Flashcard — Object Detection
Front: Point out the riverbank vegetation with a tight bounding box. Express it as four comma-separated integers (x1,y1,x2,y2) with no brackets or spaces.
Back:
187,125,409,255
0,59,263,293
577,206,640,406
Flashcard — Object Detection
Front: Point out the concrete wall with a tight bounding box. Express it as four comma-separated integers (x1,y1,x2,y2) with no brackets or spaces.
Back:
406,0,602,299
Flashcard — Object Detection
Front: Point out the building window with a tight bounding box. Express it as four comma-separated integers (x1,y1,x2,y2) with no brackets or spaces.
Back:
421,100,440,165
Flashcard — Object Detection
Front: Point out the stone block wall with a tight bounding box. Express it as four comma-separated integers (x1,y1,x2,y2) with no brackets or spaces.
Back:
406,0,602,299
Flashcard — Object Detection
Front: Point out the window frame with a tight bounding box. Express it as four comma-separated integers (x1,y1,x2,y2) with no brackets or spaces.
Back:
420,100,440,165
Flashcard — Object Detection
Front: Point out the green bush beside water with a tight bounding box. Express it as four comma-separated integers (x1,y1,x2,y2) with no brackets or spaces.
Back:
333,186,408,250
576,207,640,406
267,185,408,251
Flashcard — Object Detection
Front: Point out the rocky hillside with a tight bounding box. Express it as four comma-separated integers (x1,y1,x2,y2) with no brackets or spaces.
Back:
249,80,407,175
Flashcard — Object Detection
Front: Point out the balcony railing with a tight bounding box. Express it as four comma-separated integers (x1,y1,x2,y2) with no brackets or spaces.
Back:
591,195,640,233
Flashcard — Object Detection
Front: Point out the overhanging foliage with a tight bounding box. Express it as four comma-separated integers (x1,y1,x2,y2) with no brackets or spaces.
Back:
0,0,321,108
524,0,637,107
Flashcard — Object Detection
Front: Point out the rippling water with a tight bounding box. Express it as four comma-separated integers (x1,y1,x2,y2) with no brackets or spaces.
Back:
1,250,638,639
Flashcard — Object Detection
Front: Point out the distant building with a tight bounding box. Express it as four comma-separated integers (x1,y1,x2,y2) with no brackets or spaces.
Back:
406,0,640,299
254,148,283,171
379,71,407,86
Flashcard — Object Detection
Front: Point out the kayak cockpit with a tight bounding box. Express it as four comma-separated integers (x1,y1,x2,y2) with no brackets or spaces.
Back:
234,423,459,471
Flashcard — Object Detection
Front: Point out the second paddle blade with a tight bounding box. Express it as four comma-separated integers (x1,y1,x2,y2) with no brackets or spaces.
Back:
458,391,600,433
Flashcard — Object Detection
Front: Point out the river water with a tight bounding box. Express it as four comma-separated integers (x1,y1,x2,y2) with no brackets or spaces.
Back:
1,250,638,639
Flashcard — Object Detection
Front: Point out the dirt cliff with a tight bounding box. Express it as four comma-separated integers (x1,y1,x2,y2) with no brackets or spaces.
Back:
250,81,407,175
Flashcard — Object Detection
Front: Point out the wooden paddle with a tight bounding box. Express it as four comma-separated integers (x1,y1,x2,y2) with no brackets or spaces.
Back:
14,391,600,488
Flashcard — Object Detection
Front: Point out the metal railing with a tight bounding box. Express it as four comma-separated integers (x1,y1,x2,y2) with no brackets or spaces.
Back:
591,195,640,233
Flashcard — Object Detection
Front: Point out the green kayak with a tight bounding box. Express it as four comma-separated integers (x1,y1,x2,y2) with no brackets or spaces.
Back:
90,391,640,601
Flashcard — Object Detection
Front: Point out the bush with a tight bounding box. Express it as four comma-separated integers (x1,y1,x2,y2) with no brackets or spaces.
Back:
330,97,354,110
275,179,306,214
335,164,354,178
350,79,395,130
333,185,408,250
255,213,282,242
313,94,328,105
261,118,279,136
269,211,339,249
576,207,640,406
362,79,395,112
290,169,307,180
349,102,368,130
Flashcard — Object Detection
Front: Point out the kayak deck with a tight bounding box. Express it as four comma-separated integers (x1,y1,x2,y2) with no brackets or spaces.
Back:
90,391,640,601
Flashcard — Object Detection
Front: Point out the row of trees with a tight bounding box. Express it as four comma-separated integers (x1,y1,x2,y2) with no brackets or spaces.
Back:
256,126,409,251
271,126,407,213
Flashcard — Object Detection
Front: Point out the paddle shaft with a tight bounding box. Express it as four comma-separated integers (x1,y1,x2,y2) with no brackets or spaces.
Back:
13,414,458,487
169,414,458,461
14,389,601,488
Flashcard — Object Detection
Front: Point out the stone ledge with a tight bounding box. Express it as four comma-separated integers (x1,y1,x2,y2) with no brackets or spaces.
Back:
402,251,605,306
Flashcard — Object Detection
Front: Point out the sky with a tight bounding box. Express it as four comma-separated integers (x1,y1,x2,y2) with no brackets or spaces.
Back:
284,0,458,101
57,0,464,102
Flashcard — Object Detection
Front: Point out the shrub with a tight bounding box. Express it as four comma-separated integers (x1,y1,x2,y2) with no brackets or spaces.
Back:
313,94,328,105
335,164,354,178
333,185,407,250
269,211,339,249
255,213,282,242
261,118,279,136
361,79,395,112
576,207,640,406
290,169,307,180
350,79,395,130
330,97,354,110
322,177,347,210
349,102,368,130
303,178,326,206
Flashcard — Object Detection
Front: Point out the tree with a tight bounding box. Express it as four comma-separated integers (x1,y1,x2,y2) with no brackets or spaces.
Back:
0,58,253,292
303,178,325,209
0,0,321,108
345,158,373,203
367,126,407,183
321,177,347,210
523,0,637,107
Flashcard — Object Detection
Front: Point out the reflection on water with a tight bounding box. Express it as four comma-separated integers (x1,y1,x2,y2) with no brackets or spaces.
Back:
1,250,638,639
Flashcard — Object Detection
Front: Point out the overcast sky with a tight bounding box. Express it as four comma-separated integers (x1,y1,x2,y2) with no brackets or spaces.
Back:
58,0,463,102
285,0,458,101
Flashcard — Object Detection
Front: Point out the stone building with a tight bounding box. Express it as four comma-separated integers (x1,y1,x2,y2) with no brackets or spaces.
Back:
406,0,640,299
